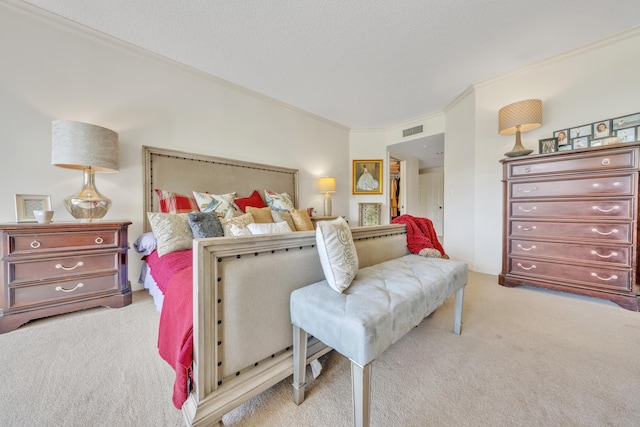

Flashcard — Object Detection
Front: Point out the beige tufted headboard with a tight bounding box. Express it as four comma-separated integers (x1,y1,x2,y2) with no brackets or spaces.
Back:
142,145,299,232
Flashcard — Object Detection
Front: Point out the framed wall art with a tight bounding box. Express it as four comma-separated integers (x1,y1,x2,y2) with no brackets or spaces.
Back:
352,159,383,194
15,194,51,222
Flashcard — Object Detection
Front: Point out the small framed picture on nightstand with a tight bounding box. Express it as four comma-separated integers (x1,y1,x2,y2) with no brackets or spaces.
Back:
15,194,51,222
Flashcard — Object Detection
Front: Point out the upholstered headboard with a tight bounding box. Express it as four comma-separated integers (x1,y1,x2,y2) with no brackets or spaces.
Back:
142,145,299,232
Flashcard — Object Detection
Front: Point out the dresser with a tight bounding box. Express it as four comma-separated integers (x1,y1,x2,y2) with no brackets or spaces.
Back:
0,221,132,333
500,143,640,311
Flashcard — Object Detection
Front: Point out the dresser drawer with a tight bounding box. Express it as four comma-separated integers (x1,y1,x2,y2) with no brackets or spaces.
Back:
510,199,633,220
510,239,630,266
8,230,118,255
509,257,630,291
510,221,632,243
510,174,634,199
7,253,119,285
508,147,638,178
9,273,120,309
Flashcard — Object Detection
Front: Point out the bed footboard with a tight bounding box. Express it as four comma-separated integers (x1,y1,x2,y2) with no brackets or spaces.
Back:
183,224,408,426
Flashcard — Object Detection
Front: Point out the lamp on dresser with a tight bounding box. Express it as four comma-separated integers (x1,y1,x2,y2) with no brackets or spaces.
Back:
498,99,542,157
318,177,336,217
51,120,119,221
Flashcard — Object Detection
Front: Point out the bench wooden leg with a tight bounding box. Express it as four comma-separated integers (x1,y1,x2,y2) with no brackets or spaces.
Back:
351,360,371,427
454,286,465,335
292,325,308,405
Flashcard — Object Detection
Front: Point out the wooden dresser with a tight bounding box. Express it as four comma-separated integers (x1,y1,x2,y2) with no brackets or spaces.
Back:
0,221,132,333
500,142,640,311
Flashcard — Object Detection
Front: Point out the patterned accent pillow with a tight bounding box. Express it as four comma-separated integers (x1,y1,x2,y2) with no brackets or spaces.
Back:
290,208,314,231
271,210,296,231
193,191,236,218
221,212,255,236
187,211,224,238
264,190,295,212
234,190,266,213
154,189,198,214
229,224,252,236
247,221,292,235
246,206,274,223
146,212,193,257
315,217,359,293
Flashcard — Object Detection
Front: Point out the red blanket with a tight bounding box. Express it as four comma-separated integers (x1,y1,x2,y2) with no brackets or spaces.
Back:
148,249,194,409
391,214,446,257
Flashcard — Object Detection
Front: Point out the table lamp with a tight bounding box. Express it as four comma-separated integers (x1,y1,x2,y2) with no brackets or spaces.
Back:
51,120,119,221
498,99,542,157
318,177,336,216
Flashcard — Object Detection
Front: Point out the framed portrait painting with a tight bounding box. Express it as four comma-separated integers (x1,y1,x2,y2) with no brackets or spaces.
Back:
352,160,383,194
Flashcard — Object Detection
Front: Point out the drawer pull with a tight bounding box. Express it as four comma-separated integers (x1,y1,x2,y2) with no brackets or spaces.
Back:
55,261,84,271
517,263,536,271
95,237,104,244
55,283,84,293
517,225,537,231
517,186,537,193
518,206,537,213
30,240,41,249
523,167,531,173
601,158,611,166
592,205,619,213
590,250,618,259
590,272,617,281
591,228,618,236
517,244,536,251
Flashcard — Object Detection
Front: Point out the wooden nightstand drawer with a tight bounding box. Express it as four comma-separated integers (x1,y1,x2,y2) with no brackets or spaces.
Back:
7,253,119,285
8,230,118,255
9,273,120,309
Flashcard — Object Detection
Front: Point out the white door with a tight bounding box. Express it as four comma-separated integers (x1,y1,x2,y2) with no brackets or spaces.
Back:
419,170,444,237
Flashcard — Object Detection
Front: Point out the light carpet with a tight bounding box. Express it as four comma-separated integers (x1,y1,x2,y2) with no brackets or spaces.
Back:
1,271,639,426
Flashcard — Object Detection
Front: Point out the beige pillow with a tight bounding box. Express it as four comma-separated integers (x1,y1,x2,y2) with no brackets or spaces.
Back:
290,208,314,231
221,212,255,236
271,210,297,231
246,206,274,223
146,212,193,257
315,217,358,293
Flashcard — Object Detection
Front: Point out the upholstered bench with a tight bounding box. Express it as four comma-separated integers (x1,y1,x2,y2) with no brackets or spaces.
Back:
290,254,468,427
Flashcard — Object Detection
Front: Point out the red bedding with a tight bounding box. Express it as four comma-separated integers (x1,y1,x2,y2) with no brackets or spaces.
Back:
391,214,446,257
146,249,194,408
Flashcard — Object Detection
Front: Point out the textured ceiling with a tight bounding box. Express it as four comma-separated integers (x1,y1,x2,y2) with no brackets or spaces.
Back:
19,0,640,130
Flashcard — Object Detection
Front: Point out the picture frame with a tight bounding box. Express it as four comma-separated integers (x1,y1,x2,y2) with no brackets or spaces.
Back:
352,159,383,194
616,127,637,143
612,113,640,131
572,136,589,149
539,137,558,154
554,129,569,146
558,143,573,151
592,119,612,139
15,194,52,222
569,124,592,139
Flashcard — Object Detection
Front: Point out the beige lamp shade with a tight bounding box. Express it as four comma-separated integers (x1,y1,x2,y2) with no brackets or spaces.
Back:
318,177,336,193
52,120,119,172
498,99,542,135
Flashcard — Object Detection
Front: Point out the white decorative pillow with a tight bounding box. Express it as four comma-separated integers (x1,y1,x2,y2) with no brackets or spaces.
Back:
229,224,252,236
264,190,295,212
271,210,297,231
315,217,359,293
221,212,254,236
146,212,193,257
247,221,292,235
193,191,236,218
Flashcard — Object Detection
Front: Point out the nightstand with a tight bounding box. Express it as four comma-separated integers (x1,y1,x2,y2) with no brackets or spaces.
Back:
0,221,132,333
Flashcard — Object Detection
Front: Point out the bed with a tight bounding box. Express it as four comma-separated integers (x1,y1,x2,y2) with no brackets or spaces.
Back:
138,145,410,426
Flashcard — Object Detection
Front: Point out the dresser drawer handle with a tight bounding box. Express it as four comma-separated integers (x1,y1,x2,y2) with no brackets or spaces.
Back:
517,263,536,271
523,167,531,173
517,186,537,193
590,272,617,281
55,283,84,293
601,158,611,166
55,261,84,271
590,250,618,259
517,225,537,231
517,244,536,251
30,240,41,249
592,205,619,213
591,228,618,236
95,237,104,244
518,206,537,213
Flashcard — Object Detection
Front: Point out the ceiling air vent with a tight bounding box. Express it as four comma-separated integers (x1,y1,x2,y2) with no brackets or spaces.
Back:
402,125,423,138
